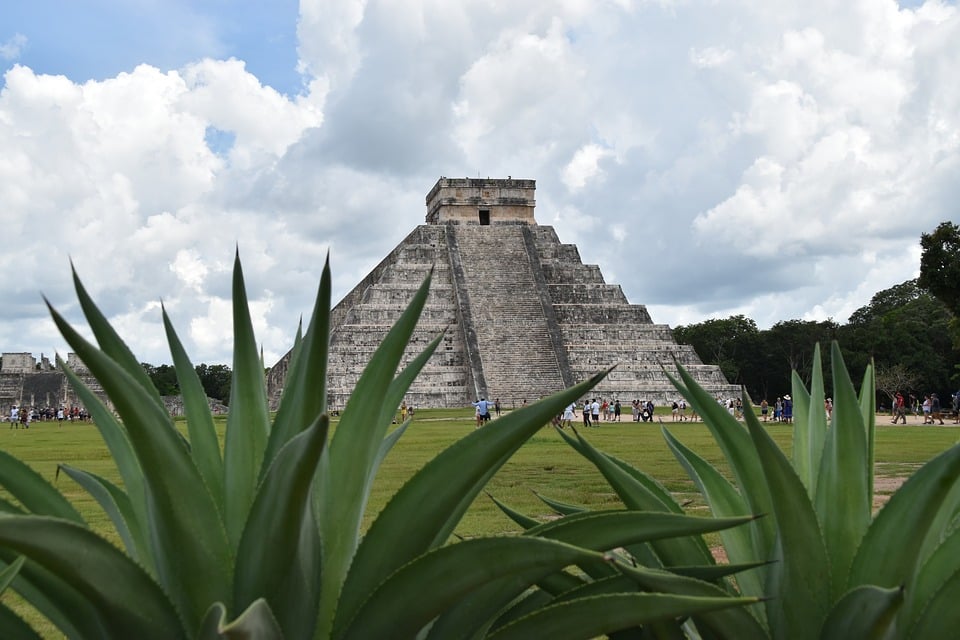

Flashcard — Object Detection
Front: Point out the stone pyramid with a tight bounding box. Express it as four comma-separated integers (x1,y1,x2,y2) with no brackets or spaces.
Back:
266,178,740,411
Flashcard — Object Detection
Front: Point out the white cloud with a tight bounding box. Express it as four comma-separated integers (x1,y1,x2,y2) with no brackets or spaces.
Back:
562,144,614,190
0,34,26,60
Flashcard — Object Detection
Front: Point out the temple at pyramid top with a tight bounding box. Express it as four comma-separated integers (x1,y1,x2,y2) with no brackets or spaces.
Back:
425,177,537,225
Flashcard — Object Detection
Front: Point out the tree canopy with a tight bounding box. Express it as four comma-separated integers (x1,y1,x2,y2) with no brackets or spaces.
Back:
141,362,233,404
919,221,960,314
675,279,958,403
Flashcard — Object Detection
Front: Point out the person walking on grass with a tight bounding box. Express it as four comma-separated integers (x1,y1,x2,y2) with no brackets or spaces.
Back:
922,395,933,424
931,393,945,425
471,398,492,429
892,392,907,424
561,402,576,429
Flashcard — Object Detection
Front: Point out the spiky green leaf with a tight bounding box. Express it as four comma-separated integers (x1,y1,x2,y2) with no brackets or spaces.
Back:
553,426,713,568
0,516,183,639
264,256,331,468
487,593,760,640
335,373,607,636
849,442,960,590
233,415,328,640
47,304,231,630
744,410,831,640
315,271,436,637
662,428,766,602
669,366,777,557
224,251,271,550
818,585,902,640
0,450,83,524
814,343,871,597
339,537,610,639
162,305,224,514
69,263,167,411
56,464,150,570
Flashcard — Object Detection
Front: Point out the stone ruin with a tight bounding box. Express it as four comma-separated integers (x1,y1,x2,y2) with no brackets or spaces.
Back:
0,353,107,414
1,353,225,417
266,177,741,410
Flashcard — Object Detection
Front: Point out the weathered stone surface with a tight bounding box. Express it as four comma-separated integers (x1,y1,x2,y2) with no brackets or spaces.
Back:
0,352,109,413
266,178,741,409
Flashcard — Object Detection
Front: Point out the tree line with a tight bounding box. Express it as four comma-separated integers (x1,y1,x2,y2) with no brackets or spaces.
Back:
141,362,232,405
674,221,960,408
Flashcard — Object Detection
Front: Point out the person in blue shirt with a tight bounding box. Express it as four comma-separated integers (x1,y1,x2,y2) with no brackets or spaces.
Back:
471,397,492,428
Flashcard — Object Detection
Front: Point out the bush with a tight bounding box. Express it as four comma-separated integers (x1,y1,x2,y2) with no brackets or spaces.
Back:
509,342,960,639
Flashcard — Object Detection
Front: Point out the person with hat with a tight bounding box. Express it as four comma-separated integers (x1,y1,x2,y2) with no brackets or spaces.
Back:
782,395,793,424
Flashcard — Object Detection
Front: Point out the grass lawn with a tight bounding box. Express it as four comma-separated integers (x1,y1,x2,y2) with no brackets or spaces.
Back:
1,408,957,636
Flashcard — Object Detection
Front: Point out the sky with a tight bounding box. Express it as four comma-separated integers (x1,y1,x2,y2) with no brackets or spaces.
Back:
1,0,958,368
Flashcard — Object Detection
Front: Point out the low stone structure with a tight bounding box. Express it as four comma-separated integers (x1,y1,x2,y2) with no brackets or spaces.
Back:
0,353,108,414
1,353,226,418
266,177,741,410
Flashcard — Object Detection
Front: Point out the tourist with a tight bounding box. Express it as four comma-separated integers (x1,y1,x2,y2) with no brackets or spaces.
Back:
645,400,655,422
782,395,793,424
632,399,640,422
400,401,407,423
582,400,592,427
930,393,944,425
774,397,783,422
561,402,576,429
614,399,621,421
892,392,907,424
679,399,687,421
494,398,501,417
825,397,833,421
760,399,768,422
922,395,932,424
471,398,492,429
591,398,600,426
671,400,679,421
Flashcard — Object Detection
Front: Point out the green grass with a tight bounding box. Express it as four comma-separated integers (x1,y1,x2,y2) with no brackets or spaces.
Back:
1,409,957,636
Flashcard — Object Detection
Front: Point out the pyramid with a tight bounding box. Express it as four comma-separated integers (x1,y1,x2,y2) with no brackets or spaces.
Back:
266,178,740,411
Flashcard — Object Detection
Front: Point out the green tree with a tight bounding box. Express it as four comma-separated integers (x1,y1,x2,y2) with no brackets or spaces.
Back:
838,280,957,399
760,320,839,400
141,363,179,396
919,221,960,313
674,315,761,393
919,221,960,347
195,363,232,404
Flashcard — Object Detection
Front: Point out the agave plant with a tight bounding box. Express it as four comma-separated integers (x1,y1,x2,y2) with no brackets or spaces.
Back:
0,253,757,639
516,342,960,639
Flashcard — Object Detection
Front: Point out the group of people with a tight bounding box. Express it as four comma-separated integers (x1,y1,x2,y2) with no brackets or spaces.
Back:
581,398,623,426
470,397,501,428
7,405,89,428
632,399,657,422
758,396,794,423
892,391,960,425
